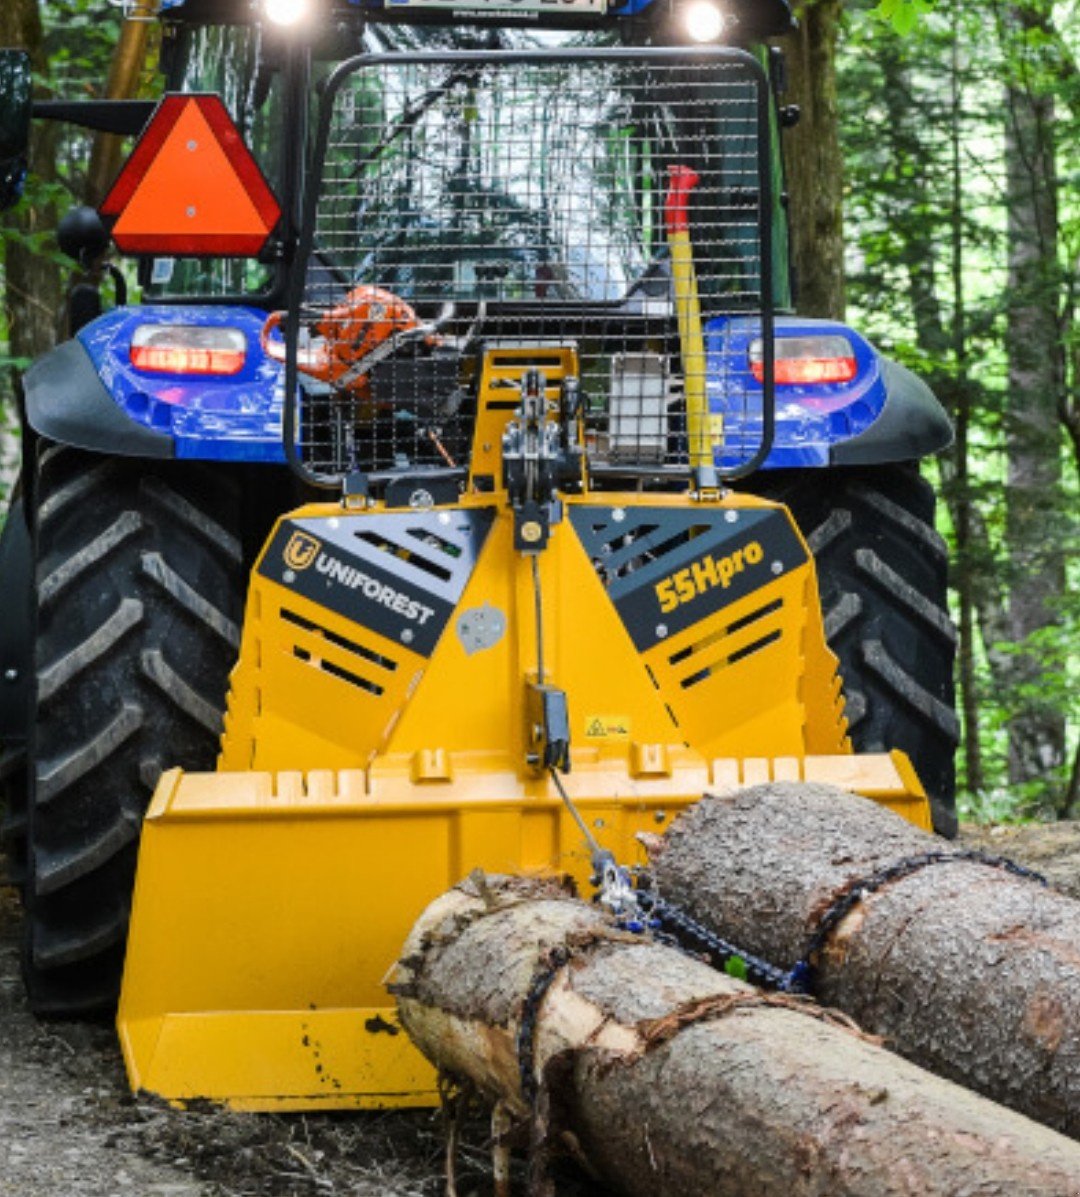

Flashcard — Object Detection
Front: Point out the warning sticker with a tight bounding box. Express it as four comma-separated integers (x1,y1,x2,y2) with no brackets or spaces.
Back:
584,715,632,741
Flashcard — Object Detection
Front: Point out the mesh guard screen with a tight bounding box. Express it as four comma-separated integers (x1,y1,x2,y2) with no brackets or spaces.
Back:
284,47,775,488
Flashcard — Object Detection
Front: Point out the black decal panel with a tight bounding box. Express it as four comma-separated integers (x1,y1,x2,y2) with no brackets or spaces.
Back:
260,508,494,658
570,505,806,651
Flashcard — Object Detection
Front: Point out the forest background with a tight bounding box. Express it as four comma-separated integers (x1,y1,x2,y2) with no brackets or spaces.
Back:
0,0,1076,823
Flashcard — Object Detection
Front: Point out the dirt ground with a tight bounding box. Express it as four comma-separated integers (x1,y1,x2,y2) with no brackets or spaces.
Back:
2,820,1079,1197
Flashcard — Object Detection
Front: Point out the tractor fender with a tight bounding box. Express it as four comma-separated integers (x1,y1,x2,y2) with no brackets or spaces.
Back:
23,338,174,459
829,356,952,467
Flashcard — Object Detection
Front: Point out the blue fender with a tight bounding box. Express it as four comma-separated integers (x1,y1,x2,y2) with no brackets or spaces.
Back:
706,315,953,471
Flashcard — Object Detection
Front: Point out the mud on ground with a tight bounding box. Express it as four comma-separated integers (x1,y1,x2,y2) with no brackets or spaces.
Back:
2,821,1078,1197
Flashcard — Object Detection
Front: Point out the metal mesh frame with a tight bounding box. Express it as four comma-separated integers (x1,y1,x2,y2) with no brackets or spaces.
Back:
284,46,775,489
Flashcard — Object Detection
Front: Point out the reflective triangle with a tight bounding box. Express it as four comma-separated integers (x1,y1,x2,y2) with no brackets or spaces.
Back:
101,94,281,256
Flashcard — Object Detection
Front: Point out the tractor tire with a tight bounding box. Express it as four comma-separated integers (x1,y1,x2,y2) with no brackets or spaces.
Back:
24,445,246,1016
752,464,960,837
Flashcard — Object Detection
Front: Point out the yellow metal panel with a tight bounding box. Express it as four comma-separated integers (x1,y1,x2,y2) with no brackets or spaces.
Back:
120,1009,437,1111
467,345,577,490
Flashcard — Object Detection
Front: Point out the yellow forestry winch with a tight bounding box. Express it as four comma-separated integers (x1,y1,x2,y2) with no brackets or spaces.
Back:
117,341,930,1111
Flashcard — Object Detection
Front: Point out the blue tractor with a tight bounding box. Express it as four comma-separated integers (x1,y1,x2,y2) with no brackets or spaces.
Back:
0,0,955,1017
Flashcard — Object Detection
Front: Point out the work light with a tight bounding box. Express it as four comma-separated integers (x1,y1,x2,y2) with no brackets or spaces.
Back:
264,0,311,27
684,0,727,42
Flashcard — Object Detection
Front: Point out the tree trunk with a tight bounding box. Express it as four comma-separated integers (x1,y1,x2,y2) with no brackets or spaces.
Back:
781,0,845,319
0,0,64,370
393,874,1080,1196
1002,3,1067,803
648,782,1080,1139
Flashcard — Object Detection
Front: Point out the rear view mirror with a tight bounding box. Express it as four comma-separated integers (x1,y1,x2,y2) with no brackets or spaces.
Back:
0,49,32,211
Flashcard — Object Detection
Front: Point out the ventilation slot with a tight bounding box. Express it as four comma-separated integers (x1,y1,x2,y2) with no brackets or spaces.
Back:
281,607,398,672
406,527,462,559
593,523,713,583
669,598,783,666
680,629,782,689
353,531,453,582
292,646,385,696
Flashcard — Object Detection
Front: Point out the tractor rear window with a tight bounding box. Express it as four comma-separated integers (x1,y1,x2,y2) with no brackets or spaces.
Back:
313,52,769,309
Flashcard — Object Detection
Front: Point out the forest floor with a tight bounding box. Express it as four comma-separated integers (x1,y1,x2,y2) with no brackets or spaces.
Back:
1,819,1078,1197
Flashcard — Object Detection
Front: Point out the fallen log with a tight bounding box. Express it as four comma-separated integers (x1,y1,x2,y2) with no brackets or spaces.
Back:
391,874,1080,1197
647,782,1080,1138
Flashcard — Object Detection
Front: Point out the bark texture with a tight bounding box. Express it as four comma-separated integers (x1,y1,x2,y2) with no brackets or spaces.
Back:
0,0,64,365
649,782,1080,1138
1002,2,1068,799
781,0,846,319
392,875,1080,1197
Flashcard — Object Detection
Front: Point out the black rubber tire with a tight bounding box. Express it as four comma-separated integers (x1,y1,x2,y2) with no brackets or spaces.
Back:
751,464,960,837
24,445,246,1015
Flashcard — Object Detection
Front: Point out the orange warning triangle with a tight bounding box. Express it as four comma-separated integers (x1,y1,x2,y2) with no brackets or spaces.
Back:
101,94,281,256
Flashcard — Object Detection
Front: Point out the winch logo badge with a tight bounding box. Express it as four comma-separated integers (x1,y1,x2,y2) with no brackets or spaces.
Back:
284,531,321,571
654,539,766,614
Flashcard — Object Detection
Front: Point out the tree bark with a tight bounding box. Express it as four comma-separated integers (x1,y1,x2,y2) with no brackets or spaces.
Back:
1001,2,1067,802
648,782,1080,1138
0,0,64,369
393,874,1080,1196
781,0,846,319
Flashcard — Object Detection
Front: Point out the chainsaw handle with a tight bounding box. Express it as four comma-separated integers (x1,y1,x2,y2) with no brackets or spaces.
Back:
261,310,286,364
664,164,701,236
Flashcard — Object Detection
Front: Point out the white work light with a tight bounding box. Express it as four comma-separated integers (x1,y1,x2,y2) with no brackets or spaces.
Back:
264,0,311,26
684,0,727,42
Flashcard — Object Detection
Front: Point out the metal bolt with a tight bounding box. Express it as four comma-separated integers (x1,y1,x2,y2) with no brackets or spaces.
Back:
656,623,668,639
771,561,783,575
438,511,451,526
725,510,738,523
328,517,340,529
186,139,198,151
655,810,667,824
612,508,626,523
593,818,606,830
401,629,414,645
283,569,296,584
186,205,197,218
3,668,17,683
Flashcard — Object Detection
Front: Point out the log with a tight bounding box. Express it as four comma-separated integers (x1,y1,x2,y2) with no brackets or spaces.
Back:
647,782,1080,1138
391,874,1080,1197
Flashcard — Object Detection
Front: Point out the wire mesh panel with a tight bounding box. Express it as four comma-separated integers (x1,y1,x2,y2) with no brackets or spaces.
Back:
284,47,774,487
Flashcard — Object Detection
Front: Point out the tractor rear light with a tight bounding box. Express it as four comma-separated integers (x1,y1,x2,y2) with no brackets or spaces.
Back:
264,0,312,24
130,324,247,375
749,335,857,385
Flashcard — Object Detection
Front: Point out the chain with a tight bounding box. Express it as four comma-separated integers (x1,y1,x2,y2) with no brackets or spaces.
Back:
640,890,798,990
516,945,570,1107
790,849,1048,991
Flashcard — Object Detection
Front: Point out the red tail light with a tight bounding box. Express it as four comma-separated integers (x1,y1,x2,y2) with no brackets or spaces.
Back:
130,324,246,375
749,335,857,385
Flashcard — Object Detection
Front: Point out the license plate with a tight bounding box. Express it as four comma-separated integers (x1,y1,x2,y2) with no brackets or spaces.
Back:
389,0,607,14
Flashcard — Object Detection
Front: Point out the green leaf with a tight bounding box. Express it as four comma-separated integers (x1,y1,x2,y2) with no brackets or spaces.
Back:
724,955,748,981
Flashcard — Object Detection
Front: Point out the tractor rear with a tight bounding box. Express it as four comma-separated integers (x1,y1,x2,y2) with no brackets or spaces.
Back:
112,40,933,1108
0,0,955,1052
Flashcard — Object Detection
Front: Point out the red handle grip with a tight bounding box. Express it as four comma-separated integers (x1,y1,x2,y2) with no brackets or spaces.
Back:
665,164,701,235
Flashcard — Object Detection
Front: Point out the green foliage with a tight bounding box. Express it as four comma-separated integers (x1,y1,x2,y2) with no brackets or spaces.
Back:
870,0,934,36
840,0,1080,821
